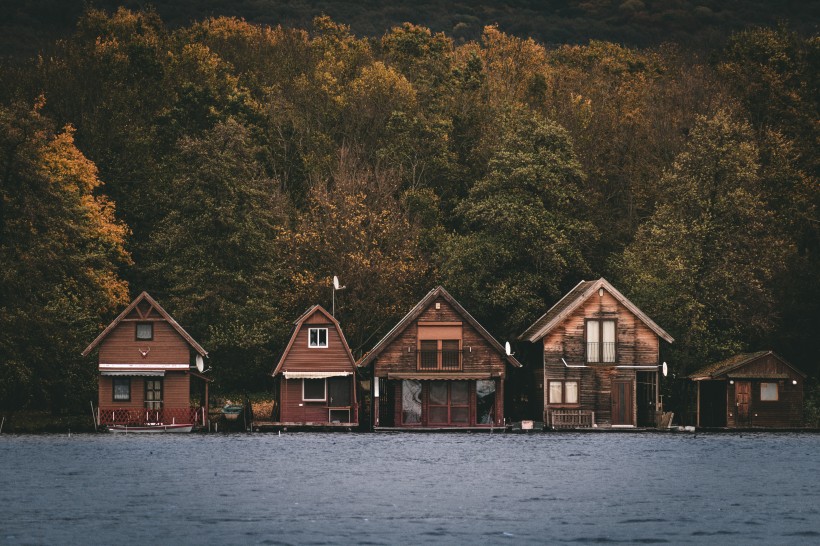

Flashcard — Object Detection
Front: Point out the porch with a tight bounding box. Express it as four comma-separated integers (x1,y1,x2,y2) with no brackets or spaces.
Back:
99,407,207,427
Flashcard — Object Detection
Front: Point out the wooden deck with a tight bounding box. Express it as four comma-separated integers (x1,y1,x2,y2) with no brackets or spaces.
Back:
253,421,357,432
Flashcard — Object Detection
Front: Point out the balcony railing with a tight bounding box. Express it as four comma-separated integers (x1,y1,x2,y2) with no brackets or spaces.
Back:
418,349,463,371
586,342,616,363
99,407,204,426
549,409,595,429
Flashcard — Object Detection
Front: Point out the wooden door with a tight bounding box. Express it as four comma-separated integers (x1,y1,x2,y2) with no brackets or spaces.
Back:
735,381,751,426
611,380,633,426
328,377,351,407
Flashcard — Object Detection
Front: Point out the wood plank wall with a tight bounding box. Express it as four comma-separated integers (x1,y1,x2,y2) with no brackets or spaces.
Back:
98,372,191,408
542,290,660,426
725,355,803,427
99,320,190,364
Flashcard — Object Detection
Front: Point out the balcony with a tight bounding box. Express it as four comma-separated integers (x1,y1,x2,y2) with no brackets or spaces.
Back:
418,349,462,371
99,407,205,426
586,342,616,363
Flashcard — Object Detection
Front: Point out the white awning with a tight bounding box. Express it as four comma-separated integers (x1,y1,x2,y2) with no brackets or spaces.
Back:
101,371,165,377
283,371,352,379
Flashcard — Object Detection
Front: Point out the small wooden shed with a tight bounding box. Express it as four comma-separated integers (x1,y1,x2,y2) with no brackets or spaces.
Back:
690,351,805,428
269,305,358,428
358,286,521,430
82,292,210,427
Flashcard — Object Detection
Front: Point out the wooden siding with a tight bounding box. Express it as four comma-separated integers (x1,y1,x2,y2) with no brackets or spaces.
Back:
542,290,659,427
279,377,357,423
373,296,508,379
99,320,190,365
723,354,803,428
280,314,353,372
99,371,191,409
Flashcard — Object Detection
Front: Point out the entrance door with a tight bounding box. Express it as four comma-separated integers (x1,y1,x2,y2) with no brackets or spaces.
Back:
145,379,163,410
636,372,657,427
428,381,470,425
328,377,351,423
735,381,751,426
611,380,633,426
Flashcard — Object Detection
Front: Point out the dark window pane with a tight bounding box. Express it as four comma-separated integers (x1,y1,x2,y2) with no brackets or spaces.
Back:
419,340,437,369
113,378,130,401
450,407,469,423
303,379,326,400
136,323,153,340
441,340,460,369
476,380,496,424
429,382,448,405
402,380,422,424
429,406,448,423
450,381,469,405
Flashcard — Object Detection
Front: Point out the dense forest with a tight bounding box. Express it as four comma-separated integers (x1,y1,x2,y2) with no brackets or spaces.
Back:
0,5,817,421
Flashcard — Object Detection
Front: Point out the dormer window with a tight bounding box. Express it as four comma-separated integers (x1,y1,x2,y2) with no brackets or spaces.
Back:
136,322,153,341
586,319,616,363
309,328,328,348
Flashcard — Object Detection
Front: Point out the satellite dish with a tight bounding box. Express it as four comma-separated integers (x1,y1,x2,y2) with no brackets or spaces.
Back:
196,354,205,373
333,275,346,290
662,362,668,377
505,341,513,356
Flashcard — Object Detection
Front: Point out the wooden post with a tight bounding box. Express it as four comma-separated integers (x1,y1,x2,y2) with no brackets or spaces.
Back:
373,377,380,429
696,381,701,427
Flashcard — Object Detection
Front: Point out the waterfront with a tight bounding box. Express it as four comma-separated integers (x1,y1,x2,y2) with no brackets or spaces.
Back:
1,432,818,544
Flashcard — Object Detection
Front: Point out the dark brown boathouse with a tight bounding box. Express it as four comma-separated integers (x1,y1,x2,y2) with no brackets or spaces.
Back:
82,292,211,427
690,351,805,428
268,305,359,428
358,286,521,430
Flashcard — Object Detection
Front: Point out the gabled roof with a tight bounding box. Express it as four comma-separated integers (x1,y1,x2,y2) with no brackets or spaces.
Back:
271,305,357,377
519,278,674,343
357,286,522,368
688,351,806,380
81,292,207,357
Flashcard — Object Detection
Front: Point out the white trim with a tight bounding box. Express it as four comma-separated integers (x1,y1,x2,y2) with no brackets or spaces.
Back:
101,371,165,377
308,328,329,348
284,371,352,379
611,425,636,428
100,363,188,369
302,378,327,402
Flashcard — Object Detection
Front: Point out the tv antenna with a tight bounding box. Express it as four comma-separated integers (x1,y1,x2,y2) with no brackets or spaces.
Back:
332,275,346,317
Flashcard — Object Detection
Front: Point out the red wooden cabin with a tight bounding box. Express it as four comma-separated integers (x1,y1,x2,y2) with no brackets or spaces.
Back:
520,278,674,429
358,286,521,430
82,292,210,427
690,351,805,428
269,305,358,428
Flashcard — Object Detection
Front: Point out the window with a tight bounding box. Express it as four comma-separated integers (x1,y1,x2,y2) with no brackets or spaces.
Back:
302,379,326,401
308,328,328,348
476,380,497,424
586,319,616,363
428,381,470,424
760,382,778,401
548,381,579,405
417,340,461,370
136,322,153,341
402,380,422,424
145,379,162,409
113,378,131,402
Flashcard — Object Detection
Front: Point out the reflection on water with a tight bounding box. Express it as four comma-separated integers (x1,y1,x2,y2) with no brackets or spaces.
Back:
1,433,819,544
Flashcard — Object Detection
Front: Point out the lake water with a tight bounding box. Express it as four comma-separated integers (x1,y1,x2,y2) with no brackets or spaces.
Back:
1,432,818,544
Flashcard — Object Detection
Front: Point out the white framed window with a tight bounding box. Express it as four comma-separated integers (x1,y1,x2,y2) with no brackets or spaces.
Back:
303,379,327,401
586,319,616,363
760,382,778,401
308,328,328,348
548,380,579,404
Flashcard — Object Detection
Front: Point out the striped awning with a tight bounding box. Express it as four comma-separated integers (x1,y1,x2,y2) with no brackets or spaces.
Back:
283,371,352,379
386,373,500,380
101,370,165,377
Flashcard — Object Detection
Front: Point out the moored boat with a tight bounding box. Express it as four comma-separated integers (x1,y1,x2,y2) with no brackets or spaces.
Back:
107,423,193,433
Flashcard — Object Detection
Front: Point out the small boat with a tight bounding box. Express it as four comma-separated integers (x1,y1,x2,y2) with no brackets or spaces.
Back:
222,404,244,421
107,423,193,433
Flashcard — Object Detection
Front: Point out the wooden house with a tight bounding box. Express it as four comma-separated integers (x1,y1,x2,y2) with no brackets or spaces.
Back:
689,351,805,428
519,278,674,429
269,305,358,428
358,286,521,430
82,292,210,427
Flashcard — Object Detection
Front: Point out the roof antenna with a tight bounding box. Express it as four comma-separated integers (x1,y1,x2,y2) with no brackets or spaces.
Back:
332,275,346,317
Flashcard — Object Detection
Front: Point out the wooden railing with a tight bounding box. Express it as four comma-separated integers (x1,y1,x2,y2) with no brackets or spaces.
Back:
418,349,462,371
99,407,204,426
549,409,595,429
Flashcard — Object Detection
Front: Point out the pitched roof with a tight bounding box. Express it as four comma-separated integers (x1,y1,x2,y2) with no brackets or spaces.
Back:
81,292,207,357
357,286,522,368
271,305,357,377
518,278,674,343
688,351,806,379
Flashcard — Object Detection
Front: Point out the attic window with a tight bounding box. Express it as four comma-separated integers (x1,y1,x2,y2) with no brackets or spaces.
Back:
309,328,328,348
136,323,153,341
